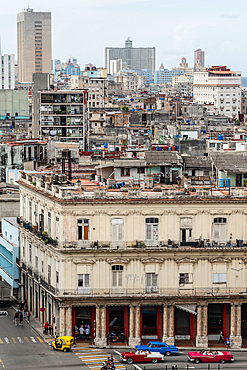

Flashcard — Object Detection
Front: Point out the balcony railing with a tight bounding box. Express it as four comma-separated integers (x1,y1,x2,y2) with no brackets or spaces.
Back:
57,287,247,298
19,221,58,247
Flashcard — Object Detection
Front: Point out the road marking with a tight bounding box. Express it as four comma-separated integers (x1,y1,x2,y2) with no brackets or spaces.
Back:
0,358,5,369
30,337,37,343
133,365,143,370
0,339,3,344
17,337,23,343
24,337,30,343
11,337,16,343
113,350,122,356
37,337,43,342
4,338,9,344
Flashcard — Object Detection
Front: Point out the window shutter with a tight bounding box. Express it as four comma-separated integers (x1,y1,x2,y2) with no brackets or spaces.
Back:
118,271,123,287
146,224,152,240
112,224,117,241
84,274,90,287
112,271,117,287
118,224,123,241
214,224,219,240
146,273,151,287
152,274,158,287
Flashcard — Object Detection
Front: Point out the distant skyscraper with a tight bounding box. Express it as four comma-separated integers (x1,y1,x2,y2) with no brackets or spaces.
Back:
194,48,205,68
0,55,15,89
17,7,51,82
105,38,156,74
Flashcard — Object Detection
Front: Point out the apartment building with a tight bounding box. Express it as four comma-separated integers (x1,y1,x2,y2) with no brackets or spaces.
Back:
193,66,242,119
17,8,51,82
0,55,15,90
115,72,146,93
17,171,247,348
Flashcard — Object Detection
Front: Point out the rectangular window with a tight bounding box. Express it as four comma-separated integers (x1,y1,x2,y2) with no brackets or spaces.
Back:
48,265,51,284
137,167,145,174
56,271,59,289
146,273,158,293
77,274,90,294
111,219,124,248
145,218,159,243
121,168,130,176
29,244,32,263
41,260,44,273
112,271,123,287
77,219,89,241
35,256,38,269
179,273,193,284
29,201,32,222
48,211,51,236
213,273,226,284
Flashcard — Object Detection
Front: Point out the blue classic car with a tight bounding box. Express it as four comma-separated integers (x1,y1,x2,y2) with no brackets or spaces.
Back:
135,341,178,356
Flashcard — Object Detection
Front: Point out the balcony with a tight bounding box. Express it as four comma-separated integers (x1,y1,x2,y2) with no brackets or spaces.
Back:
40,277,56,295
57,287,247,298
19,220,58,247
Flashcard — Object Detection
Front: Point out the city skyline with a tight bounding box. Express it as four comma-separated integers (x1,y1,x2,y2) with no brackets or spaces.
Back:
0,0,246,74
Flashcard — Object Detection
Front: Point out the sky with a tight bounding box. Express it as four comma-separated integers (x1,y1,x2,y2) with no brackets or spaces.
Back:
1,0,247,75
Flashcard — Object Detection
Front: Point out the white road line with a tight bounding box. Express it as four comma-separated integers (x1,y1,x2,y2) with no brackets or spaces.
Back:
113,350,122,356
4,337,10,344
17,337,23,343
133,364,143,370
30,337,37,343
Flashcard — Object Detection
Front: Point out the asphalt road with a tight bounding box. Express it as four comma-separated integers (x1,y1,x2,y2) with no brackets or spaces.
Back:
0,306,83,370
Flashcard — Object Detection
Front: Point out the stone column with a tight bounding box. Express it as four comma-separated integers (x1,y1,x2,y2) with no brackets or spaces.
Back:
59,307,66,336
162,304,168,343
166,305,175,345
196,305,208,347
128,304,135,347
95,305,101,346
66,307,72,336
100,305,107,345
230,304,242,348
134,305,141,345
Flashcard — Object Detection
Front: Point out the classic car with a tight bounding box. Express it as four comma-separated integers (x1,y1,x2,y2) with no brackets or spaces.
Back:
121,350,164,364
188,350,234,364
136,341,178,355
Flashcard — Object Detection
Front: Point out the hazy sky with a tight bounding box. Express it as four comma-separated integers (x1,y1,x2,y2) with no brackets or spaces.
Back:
1,0,247,74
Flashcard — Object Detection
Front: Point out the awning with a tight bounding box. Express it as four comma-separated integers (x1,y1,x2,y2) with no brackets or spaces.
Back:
175,304,197,315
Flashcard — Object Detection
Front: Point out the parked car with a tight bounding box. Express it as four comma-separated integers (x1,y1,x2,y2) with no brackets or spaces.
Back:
121,350,164,364
188,350,234,364
136,341,178,356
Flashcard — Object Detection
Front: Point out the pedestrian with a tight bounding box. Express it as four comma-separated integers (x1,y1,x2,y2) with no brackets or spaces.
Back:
79,325,84,340
85,325,90,340
48,323,53,335
24,305,28,318
27,310,31,323
226,336,230,349
19,311,23,326
74,325,79,339
44,321,49,335
13,311,19,326
218,330,224,343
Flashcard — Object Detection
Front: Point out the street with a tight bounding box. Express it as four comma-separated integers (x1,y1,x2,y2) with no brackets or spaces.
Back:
1,306,247,370
0,306,83,370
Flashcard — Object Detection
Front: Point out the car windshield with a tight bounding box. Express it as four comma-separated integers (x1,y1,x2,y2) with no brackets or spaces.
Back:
147,343,151,347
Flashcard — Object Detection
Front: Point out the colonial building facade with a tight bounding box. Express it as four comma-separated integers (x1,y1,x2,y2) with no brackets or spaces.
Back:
17,171,247,348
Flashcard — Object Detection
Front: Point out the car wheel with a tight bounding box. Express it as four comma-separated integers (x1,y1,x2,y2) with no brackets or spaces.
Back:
165,351,171,356
195,358,201,364
63,348,69,352
220,359,226,364
151,358,158,363
127,358,134,364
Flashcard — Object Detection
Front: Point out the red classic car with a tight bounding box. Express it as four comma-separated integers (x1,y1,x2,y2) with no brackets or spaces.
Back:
121,351,164,364
188,350,234,364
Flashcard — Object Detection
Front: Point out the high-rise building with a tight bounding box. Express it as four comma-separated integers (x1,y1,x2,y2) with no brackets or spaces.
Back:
194,48,205,68
0,55,15,89
193,66,242,119
17,7,52,83
105,38,155,74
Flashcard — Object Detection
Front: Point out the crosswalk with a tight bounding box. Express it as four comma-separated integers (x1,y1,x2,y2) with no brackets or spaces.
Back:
72,348,126,369
0,336,43,344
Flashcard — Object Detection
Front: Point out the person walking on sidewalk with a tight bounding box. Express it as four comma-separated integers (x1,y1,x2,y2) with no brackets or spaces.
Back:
44,322,49,335
79,325,84,340
13,311,19,326
27,310,31,323
218,330,224,343
19,311,23,326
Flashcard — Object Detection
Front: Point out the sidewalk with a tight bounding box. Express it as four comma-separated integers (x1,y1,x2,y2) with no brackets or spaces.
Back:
25,316,55,344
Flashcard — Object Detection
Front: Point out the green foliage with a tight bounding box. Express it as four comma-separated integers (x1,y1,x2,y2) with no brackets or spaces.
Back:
121,106,129,112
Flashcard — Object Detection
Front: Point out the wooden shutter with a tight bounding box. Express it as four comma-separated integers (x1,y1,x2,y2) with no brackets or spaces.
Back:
146,224,152,240
152,274,158,287
84,274,90,287
112,271,117,287
146,273,152,287
84,225,89,240
118,271,123,287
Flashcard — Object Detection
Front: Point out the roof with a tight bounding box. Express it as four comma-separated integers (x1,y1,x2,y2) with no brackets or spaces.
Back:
145,151,183,166
183,156,212,170
211,152,247,173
